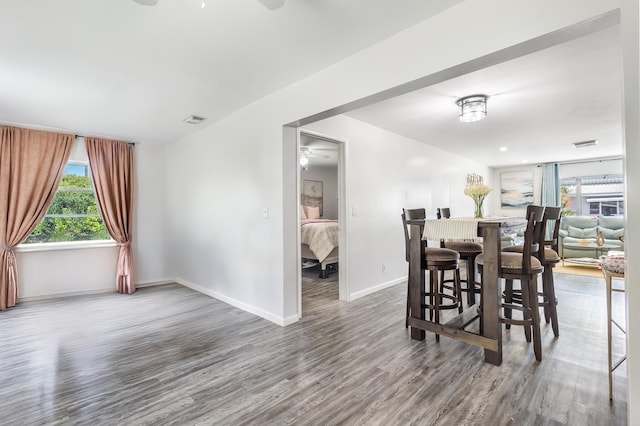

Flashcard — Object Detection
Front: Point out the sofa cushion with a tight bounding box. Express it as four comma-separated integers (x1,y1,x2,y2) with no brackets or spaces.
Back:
561,216,598,230
598,216,624,230
568,225,597,239
599,227,624,240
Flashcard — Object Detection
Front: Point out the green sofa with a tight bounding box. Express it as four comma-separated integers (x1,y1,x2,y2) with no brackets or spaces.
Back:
558,216,624,259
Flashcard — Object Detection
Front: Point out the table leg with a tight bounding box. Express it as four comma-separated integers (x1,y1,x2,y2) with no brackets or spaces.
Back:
481,226,502,366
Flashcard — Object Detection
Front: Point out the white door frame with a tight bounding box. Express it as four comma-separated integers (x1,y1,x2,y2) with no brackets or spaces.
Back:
297,128,349,317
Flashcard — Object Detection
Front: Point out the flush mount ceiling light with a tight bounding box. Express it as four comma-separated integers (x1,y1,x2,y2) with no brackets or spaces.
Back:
183,115,207,124
573,140,598,148
257,0,286,10
456,94,488,123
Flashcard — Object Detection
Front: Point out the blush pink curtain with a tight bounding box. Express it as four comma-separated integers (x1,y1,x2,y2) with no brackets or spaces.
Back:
0,126,74,311
85,137,135,294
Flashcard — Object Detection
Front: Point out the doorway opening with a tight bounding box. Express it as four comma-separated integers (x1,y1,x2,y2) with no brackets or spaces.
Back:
297,129,348,317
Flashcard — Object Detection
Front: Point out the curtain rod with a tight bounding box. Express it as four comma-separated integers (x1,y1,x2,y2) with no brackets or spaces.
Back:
74,134,135,146
537,155,622,167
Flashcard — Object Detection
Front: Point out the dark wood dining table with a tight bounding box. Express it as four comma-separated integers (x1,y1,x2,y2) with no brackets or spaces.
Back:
406,217,526,366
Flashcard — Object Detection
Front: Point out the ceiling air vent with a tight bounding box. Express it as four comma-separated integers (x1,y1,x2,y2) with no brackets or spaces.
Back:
573,140,598,148
183,115,207,124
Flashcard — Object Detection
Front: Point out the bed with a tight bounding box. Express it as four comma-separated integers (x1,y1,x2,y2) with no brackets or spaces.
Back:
301,219,339,278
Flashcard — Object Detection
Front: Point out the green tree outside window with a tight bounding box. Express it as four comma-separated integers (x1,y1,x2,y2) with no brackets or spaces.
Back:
25,165,110,243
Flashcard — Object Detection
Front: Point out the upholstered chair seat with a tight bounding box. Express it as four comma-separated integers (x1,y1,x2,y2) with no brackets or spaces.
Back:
443,241,483,255
477,252,543,275
425,247,461,263
502,245,560,263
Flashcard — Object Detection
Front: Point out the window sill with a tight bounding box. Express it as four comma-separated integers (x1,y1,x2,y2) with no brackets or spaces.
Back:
16,240,117,253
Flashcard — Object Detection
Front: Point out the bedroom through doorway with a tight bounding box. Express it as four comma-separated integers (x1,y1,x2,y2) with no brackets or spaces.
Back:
298,131,345,315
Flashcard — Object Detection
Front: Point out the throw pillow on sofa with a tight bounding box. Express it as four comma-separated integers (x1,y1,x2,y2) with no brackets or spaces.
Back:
568,225,597,239
599,227,624,240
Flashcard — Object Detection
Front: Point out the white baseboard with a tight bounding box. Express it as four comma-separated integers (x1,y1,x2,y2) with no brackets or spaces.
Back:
282,314,300,326
350,276,406,301
19,279,178,302
19,287,115,302
137,279,176,288
175,278,287,326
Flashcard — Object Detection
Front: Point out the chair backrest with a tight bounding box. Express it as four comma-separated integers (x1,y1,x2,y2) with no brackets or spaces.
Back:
521,205,546,272
543,206,562,252
402,208,426,262
436,207,451,219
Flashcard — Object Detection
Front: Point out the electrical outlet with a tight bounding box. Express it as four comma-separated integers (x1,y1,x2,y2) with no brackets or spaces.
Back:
263,207,269,218
382,263,388,273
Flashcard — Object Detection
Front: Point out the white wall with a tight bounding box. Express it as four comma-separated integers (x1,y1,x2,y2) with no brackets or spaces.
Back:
301,165,338,219
16,141,168,299
558,158,623,178
166,0,619,325
134,143,168,285
303,115,490,297
490,164,543,217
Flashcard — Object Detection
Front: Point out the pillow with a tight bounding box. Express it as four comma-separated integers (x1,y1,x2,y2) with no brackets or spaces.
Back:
599,227,624,240
567,225,597,239
303,205,320,219
300,205,307,220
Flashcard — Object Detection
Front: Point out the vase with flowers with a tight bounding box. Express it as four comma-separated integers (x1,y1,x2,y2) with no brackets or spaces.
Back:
464,184,492,218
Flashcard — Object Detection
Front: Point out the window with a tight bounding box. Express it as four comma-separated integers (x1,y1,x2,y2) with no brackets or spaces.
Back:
560,174,624,216
588,198,624,216
24,163,110,243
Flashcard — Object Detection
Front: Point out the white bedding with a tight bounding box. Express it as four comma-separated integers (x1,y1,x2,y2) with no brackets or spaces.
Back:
301,219,339,262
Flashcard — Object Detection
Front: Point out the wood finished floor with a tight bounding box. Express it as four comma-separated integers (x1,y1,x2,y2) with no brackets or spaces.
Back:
0,267,627,425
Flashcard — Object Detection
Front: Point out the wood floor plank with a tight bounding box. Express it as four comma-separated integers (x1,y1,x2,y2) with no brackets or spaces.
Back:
0,266,628,425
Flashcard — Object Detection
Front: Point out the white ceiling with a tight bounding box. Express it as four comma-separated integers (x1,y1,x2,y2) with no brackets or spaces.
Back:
1,1,624,168
346,25,624,167
300,133,339,167
0,0,463,144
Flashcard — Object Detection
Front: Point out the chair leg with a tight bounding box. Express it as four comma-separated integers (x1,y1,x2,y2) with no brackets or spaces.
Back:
477,265,484,335
455,269,463,314
519,278,532,343
528,276,542,361
433,270,441,342
541,272,551,324
467,257,477,306
504,279,513,329
544,267,559,337
429,271,435,322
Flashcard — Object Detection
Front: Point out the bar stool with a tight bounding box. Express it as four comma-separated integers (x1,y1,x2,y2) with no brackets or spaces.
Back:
503,206,562,336
539,207,562,336
601,252,626,401
437,207,483,306
477,205,545,361
402,208,463,339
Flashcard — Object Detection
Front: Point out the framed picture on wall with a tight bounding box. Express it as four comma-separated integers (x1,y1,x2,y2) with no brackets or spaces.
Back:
302,179,323,216
501,171,534,208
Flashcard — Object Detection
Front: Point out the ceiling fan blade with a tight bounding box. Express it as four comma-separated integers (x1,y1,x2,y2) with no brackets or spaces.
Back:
257,0,285,11
133,0,159,6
